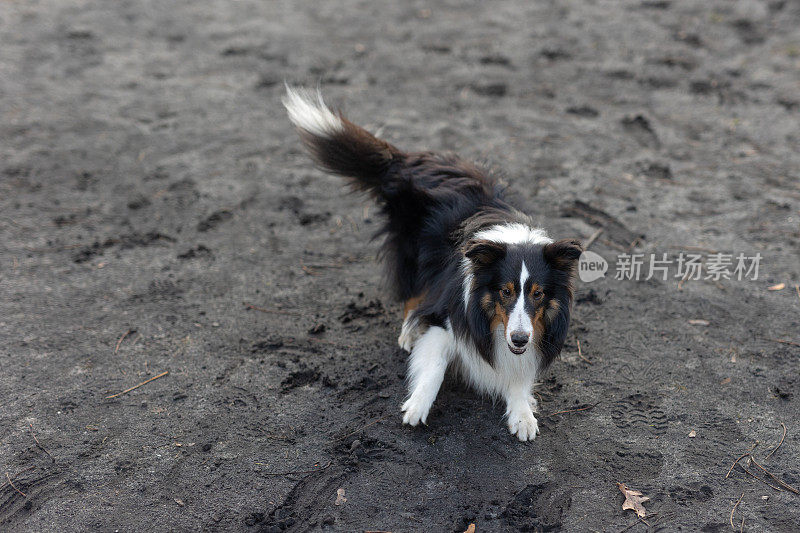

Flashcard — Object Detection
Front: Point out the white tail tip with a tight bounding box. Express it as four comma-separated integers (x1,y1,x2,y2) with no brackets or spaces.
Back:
282,85,344,139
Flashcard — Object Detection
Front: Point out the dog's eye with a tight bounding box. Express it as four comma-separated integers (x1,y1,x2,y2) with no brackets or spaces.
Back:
532,290,544,300
500,287,512,297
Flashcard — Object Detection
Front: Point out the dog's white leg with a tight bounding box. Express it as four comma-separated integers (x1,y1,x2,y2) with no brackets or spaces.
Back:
504,383,539,441
401,326,450,426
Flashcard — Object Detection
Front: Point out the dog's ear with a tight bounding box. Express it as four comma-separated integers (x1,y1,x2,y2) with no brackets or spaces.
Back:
464,239,506,266
543,239,583,271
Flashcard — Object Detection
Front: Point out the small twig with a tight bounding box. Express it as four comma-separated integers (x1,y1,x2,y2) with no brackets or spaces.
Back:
584,228,603,249
255,460,332,477
726,453,753,479
265,432,295,442
545,401,600,418
748,456,800,494
576,339,592,364
725,442,759,479
599,238,626,252
337,415,390,441
29,424,55,463
114,329,132,354
740,464,783,492
6,472,26,497
243,302,301,316
730,493,744,530
764,423,787,461
105,371,169,399
764,337,800,348
300,263,318,276
0,466,35,492
726,445,797,494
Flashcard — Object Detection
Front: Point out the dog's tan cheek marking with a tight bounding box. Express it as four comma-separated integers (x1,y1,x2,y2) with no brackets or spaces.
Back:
532,307,546,339
492,301,509,333
484,294,505,332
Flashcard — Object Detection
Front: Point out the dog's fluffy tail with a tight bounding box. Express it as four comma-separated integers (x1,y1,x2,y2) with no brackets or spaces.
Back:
283,86,403,199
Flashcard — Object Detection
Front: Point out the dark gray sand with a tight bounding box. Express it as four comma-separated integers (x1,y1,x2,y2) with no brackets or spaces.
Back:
2,1,800,531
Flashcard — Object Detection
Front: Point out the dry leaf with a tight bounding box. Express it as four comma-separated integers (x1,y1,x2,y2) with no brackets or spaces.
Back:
688,319,710,326
720,377,731,385
335,488,347,506
464,525,476,533
768,283,785,291
688,430,696,438
618,483,649,518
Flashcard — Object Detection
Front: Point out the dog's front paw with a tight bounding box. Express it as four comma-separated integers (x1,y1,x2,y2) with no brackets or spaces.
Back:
507,409,539,441
401,396,431,426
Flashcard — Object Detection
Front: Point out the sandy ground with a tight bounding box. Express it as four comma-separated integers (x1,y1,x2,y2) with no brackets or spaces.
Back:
2,0,800,531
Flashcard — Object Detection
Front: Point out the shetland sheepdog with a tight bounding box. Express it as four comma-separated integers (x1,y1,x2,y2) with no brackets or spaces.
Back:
283,87,582,440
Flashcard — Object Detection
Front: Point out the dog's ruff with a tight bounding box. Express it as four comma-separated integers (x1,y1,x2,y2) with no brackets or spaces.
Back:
284,87,581,441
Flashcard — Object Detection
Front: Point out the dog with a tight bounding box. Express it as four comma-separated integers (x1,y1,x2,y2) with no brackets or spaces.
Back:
283,87,582,440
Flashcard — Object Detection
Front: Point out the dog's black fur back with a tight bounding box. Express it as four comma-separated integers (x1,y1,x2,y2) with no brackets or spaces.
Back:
291,105,514,303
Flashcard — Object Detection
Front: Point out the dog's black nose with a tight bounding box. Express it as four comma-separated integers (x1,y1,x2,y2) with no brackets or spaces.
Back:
510,332,529,347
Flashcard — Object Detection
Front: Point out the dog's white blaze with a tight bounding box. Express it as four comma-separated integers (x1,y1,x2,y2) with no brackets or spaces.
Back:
506,262,533,345
473,223,552,246
461,257,473,311
282,85,344,139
